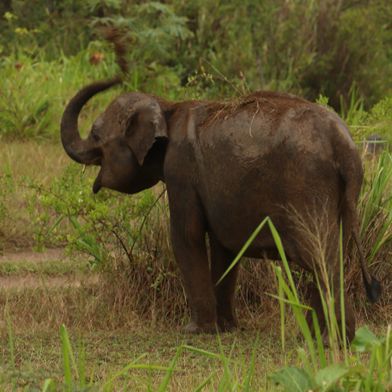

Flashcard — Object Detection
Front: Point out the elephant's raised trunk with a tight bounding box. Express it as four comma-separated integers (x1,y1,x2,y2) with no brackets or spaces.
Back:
60,77,122,164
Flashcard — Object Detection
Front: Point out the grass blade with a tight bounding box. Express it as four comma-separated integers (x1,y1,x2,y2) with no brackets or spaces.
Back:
158,346,183,392
60,325,74,391
216,216,269,285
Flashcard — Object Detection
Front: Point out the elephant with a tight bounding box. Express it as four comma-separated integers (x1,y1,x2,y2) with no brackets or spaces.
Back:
60,77,381,340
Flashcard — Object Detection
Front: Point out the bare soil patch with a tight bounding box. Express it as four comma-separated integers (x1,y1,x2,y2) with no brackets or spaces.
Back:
0,247,95,290
0,247,67,263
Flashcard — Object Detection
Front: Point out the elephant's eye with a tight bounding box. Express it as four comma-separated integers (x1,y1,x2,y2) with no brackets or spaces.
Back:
92,131,101,142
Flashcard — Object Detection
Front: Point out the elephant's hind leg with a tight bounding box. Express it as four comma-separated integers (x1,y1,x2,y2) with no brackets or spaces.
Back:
209,233,239,332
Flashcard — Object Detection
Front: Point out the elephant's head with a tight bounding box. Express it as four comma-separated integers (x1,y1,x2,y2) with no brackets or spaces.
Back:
60,78,169,194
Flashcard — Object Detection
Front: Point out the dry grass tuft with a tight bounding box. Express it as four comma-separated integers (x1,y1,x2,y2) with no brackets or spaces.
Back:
199,90,309,129
0,253,282,333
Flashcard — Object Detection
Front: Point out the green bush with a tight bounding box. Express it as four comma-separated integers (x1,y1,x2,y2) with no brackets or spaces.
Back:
0,1,92,58
28,163,170,269
0,41,119,140
1,0,391,112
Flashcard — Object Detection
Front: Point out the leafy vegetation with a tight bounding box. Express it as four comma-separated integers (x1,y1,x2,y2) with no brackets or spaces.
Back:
1,0,391,140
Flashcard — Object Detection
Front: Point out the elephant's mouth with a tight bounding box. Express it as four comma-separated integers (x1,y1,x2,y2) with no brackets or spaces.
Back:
92,172,102,194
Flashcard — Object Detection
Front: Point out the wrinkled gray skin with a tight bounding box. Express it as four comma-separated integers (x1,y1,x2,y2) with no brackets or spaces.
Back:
61,78,380,340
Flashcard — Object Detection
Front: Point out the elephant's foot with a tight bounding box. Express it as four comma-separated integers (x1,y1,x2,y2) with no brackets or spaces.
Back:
320,330,347,348
184,321,218,334
217,316,238,332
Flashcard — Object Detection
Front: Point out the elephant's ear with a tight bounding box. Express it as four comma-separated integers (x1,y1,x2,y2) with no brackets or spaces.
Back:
125,99,168,165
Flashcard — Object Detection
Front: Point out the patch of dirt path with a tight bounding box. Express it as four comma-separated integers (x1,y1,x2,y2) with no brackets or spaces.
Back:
0,247,68,263
0,247,98,290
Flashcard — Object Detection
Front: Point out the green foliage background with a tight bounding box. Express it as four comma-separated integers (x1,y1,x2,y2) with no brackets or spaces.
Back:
1,0,391,115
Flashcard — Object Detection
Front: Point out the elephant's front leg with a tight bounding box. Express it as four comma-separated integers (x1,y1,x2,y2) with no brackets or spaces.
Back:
209,233,239,332
169,196,217,333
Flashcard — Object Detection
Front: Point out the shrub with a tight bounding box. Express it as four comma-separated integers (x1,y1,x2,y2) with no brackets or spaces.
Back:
27,163,170,268
0,41,119,140
2,0,391,113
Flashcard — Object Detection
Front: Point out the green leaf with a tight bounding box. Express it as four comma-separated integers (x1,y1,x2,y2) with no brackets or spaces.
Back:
60,324,75,390
181,345,222,360
270,367,315,392
158,346,183,392
315,364,348,391
216,216,269,285
352,326,382,352
42,379,56,392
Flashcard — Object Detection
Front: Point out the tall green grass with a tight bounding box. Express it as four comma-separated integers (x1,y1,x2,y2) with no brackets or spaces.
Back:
217,212,391,391
359,152,392,266
40,324,171,391
0,42,119,140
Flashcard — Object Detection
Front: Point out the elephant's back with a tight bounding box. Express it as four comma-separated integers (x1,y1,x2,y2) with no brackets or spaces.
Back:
197,95,338,174
193,97,347,252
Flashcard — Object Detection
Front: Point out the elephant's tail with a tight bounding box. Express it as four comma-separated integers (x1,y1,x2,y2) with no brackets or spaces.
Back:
352,227,382,302
335,122,382,303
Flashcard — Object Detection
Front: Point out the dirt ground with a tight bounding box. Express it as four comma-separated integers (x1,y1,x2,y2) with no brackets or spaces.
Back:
0,248,65,263
0,248,98,289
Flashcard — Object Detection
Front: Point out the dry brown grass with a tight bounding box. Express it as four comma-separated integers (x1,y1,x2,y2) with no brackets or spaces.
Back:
0,141,69,250
281,202,392,326
0,255,281,334
199,90,310,130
